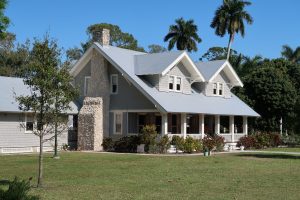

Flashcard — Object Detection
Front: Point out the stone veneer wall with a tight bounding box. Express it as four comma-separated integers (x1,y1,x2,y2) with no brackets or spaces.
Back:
78,97,103,151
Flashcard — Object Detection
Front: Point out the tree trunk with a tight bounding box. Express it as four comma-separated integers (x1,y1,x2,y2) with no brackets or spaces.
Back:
54,121,58,157
226,34,234,60
37,135,43,187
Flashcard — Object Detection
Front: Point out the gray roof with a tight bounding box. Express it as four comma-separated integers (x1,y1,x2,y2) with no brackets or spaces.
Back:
134,51,184,75
0,76,78,114
195,60,227,81
93,43,259,117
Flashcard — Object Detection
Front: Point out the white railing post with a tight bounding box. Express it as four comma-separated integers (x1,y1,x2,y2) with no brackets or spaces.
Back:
181,113,187,139
243,116,248,135
230,116,235,142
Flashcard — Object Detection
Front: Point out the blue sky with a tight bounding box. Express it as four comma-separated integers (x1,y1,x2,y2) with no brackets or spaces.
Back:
6,0,300,61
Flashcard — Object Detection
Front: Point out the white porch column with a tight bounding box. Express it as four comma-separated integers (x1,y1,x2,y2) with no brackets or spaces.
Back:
181,113,187,139
199,114,205,139
243,116,248,135
161,113,168,136
229,116,235,142
215,115,220,134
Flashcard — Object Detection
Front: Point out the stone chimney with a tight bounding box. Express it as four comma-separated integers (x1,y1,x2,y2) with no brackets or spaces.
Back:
92,28,110,46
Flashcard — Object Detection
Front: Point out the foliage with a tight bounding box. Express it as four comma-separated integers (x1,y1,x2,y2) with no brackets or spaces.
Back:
214,135,225,151
102,138,114,151
164,17,201,52
0,177,39,200
113,136,140,153
211,0,253,59
147,44,167,53
16,36,77,187
200,46,238,61
66,47,83,62
202,136,215,151
281,45,300,63
243,59,297,131
0,0,10,40
281,134,300,147
156,135,171,153
237,132,282,149
171,135,185,153
183,137,203,153
140,125,158,152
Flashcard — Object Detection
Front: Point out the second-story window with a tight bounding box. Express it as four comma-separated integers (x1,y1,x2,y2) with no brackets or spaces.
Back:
169,76,174,90
213,83,217,95
176,77,181,91
219,83,223,95
111,74,118,94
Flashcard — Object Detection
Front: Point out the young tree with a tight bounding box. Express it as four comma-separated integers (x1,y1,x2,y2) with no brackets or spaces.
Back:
17,36,77,187
211,0,253,60
164,17,201,52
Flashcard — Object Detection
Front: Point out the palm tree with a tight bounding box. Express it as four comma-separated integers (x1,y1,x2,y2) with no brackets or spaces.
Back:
211,0,253,60
164,17,201,52
281,45,300,63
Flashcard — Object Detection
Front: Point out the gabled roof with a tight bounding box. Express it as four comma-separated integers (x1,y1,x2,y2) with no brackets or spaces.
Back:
0,76,78,114
70,43,259,117
134,51,205,81
195,60,243,87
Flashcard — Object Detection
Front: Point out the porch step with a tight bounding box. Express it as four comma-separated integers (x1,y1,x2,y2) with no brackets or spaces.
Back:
167,145,183,154
224,143,239,151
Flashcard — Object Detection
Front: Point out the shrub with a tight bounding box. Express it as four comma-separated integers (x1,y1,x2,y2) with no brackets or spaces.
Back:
140,125,158,152
183,136,196,153
171,135,184,153
202,136,215,151
237,135,256,149
282,134,300,147
157,135,171,153
194,139,203,153
214,135,225,152
113,136,140,153
0,177,39,200
148,144,160,154
102,138,114,151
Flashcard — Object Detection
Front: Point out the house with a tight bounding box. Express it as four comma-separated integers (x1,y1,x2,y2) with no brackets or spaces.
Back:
0,76,78,154
71,29,259,151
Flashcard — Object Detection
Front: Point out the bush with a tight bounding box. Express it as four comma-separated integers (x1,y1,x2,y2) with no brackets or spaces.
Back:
214,135,225,152
183,137,202,153
171,135,185,153
140,125,158,152
237,132,282,149
157,135,170,153
282,134,300,147
0,177,39,200
102,138,114,151
113,136,140,153
202,136,215,151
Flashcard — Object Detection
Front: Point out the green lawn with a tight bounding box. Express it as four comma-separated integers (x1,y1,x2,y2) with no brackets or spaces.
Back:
0,152,300,200
258,147,300,153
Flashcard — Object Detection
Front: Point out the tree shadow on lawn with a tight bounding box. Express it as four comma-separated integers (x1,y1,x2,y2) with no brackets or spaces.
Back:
235,153,300,160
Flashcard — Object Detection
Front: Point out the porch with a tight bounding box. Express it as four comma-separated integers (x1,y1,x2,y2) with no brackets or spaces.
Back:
124,112,248,143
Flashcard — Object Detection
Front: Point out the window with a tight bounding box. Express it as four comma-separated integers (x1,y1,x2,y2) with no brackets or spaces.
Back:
213,82,224,96
25,115,34,133
176,77,181,91
219,83,223,95
114,113,122,135
186,114,199,134
213,83,217,95
168,113,181,134
111,74,118,94
169,76,174,90
138,114,146,133
169,75,182,92
84,76,91,96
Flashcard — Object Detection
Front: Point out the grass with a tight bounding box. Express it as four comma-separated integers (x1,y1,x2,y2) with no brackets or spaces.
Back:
0,152,300,200
258,147,300,153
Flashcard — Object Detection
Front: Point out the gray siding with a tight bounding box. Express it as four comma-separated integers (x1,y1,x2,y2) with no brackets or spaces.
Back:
109,112,113,137
122,112,128,136
74,60,91,105
158,62,192,94
205,72,231,98
0,113,67,148
108,64,155,110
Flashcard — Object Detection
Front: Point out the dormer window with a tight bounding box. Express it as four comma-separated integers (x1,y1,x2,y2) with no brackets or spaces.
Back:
219,83,223,95
213,82,224,96
169,76,174,90
213,83,217,95
169,75,182,92
111,74,118,94
176,77,181,91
